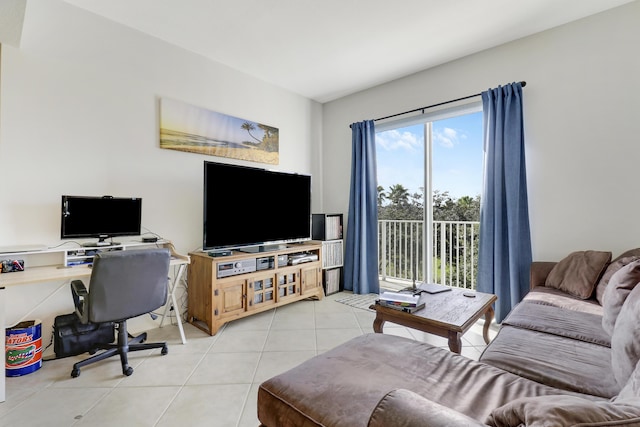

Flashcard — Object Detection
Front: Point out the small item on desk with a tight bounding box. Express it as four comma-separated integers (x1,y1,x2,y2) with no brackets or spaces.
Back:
66,261,93,268
1,259,25,273
463,292,476,298
142,236,159,243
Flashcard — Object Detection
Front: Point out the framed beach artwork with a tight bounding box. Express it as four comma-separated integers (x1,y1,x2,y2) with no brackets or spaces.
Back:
159,98,279,165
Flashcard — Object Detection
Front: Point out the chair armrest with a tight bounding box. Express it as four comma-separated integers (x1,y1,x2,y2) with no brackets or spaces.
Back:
70,280,89,324
529,262,557,290
368,389,487,427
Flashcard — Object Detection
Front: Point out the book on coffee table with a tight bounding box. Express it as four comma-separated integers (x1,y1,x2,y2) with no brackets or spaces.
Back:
376,298,425,313
378,291,421,307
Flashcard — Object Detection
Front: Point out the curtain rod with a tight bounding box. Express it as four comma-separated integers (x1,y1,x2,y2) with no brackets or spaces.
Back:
351,81,526,127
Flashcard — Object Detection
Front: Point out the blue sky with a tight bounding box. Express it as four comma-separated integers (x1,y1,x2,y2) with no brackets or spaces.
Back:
161,97,267,144
375,111,483,201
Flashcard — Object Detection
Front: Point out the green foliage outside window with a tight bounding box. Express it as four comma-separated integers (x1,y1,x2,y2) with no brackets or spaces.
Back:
378,185,480,287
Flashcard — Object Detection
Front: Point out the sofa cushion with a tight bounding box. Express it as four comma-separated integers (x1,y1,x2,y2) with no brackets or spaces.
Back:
614,248,640,262
597,252,640,305
612,284,640,388
479,326,619,398
545,250,611,299
503,300,610,347
603,259,640,336
486,395,640,427
523,286,603,315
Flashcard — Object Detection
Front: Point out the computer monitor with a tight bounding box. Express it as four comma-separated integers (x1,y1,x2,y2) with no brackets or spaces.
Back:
60,195,142,246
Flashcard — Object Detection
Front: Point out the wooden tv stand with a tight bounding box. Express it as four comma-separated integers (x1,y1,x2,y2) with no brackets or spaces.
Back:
187,242,324,335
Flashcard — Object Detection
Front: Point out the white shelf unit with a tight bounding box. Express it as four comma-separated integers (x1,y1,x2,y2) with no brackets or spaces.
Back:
312,214,344,295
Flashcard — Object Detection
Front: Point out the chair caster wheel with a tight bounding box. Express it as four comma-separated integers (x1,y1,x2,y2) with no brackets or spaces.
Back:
124,367,133,376
71,368,80,378
161,345,168,355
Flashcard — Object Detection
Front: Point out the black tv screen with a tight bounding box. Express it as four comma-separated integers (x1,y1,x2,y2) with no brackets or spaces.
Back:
203,161,311,251
61,195,142,245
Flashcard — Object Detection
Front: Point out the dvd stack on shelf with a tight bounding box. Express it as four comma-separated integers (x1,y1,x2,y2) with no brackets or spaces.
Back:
312,214,344,295
324,268,341,295
322,240,343,269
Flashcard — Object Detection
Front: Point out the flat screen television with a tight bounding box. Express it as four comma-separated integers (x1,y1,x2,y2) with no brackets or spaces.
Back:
203,161,311,252
61,195,142,246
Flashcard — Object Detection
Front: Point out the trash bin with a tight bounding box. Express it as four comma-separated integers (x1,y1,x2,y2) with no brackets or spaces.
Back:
6,320,42,376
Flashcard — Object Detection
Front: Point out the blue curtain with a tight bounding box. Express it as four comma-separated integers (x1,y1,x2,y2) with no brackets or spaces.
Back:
477,82,532,323
344,120,380,295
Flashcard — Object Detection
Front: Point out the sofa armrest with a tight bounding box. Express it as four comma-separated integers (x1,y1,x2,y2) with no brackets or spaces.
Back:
529,262,557,290
368,389,487,427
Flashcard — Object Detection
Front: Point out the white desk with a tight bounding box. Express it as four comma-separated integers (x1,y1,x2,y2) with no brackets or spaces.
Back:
161,257,189,344
0,241,190,403
0,242,189,341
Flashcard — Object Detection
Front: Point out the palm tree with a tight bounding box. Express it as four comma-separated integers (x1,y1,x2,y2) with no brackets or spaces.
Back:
454,195,480,221
241,122,262,144
387,184,410,206
377,185,387,207
258,124,277,138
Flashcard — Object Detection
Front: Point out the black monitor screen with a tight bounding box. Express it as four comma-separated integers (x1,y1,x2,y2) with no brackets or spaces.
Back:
203,161,311,250
61,195,142,242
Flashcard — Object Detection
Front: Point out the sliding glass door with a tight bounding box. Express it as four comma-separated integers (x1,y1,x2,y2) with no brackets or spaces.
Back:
375,102,483,289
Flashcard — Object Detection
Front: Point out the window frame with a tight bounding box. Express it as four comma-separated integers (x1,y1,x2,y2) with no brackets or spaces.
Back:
375,100,482,283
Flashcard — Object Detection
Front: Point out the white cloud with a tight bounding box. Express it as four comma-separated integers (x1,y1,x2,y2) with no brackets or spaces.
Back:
443,128,457,138
376,129,422,151
434,127,459,148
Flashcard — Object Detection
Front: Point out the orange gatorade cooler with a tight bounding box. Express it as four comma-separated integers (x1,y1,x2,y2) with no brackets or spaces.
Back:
5,320,43,376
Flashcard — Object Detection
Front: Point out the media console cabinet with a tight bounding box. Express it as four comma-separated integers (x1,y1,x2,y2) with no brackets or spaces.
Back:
187,242,324,335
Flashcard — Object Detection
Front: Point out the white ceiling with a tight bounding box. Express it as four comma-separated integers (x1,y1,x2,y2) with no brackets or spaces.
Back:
63,0,634,103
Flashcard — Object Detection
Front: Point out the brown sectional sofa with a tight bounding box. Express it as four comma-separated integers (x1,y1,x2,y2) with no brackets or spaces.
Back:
258,249,640,426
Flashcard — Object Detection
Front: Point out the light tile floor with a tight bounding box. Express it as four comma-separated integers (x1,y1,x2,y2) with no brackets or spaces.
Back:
1,291,498,426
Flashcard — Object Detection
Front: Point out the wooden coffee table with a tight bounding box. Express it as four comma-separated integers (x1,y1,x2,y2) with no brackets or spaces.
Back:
371,287,497,354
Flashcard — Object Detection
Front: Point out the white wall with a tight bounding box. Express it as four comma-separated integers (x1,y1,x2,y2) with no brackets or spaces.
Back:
0,0,322,253
0,0,322,336
322,1,640,262
0,0,27,48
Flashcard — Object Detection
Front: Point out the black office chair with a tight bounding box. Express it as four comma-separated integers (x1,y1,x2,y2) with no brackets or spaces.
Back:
69,248,171,378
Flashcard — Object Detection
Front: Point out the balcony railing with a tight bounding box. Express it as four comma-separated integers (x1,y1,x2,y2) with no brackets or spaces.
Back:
378,220,480,290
